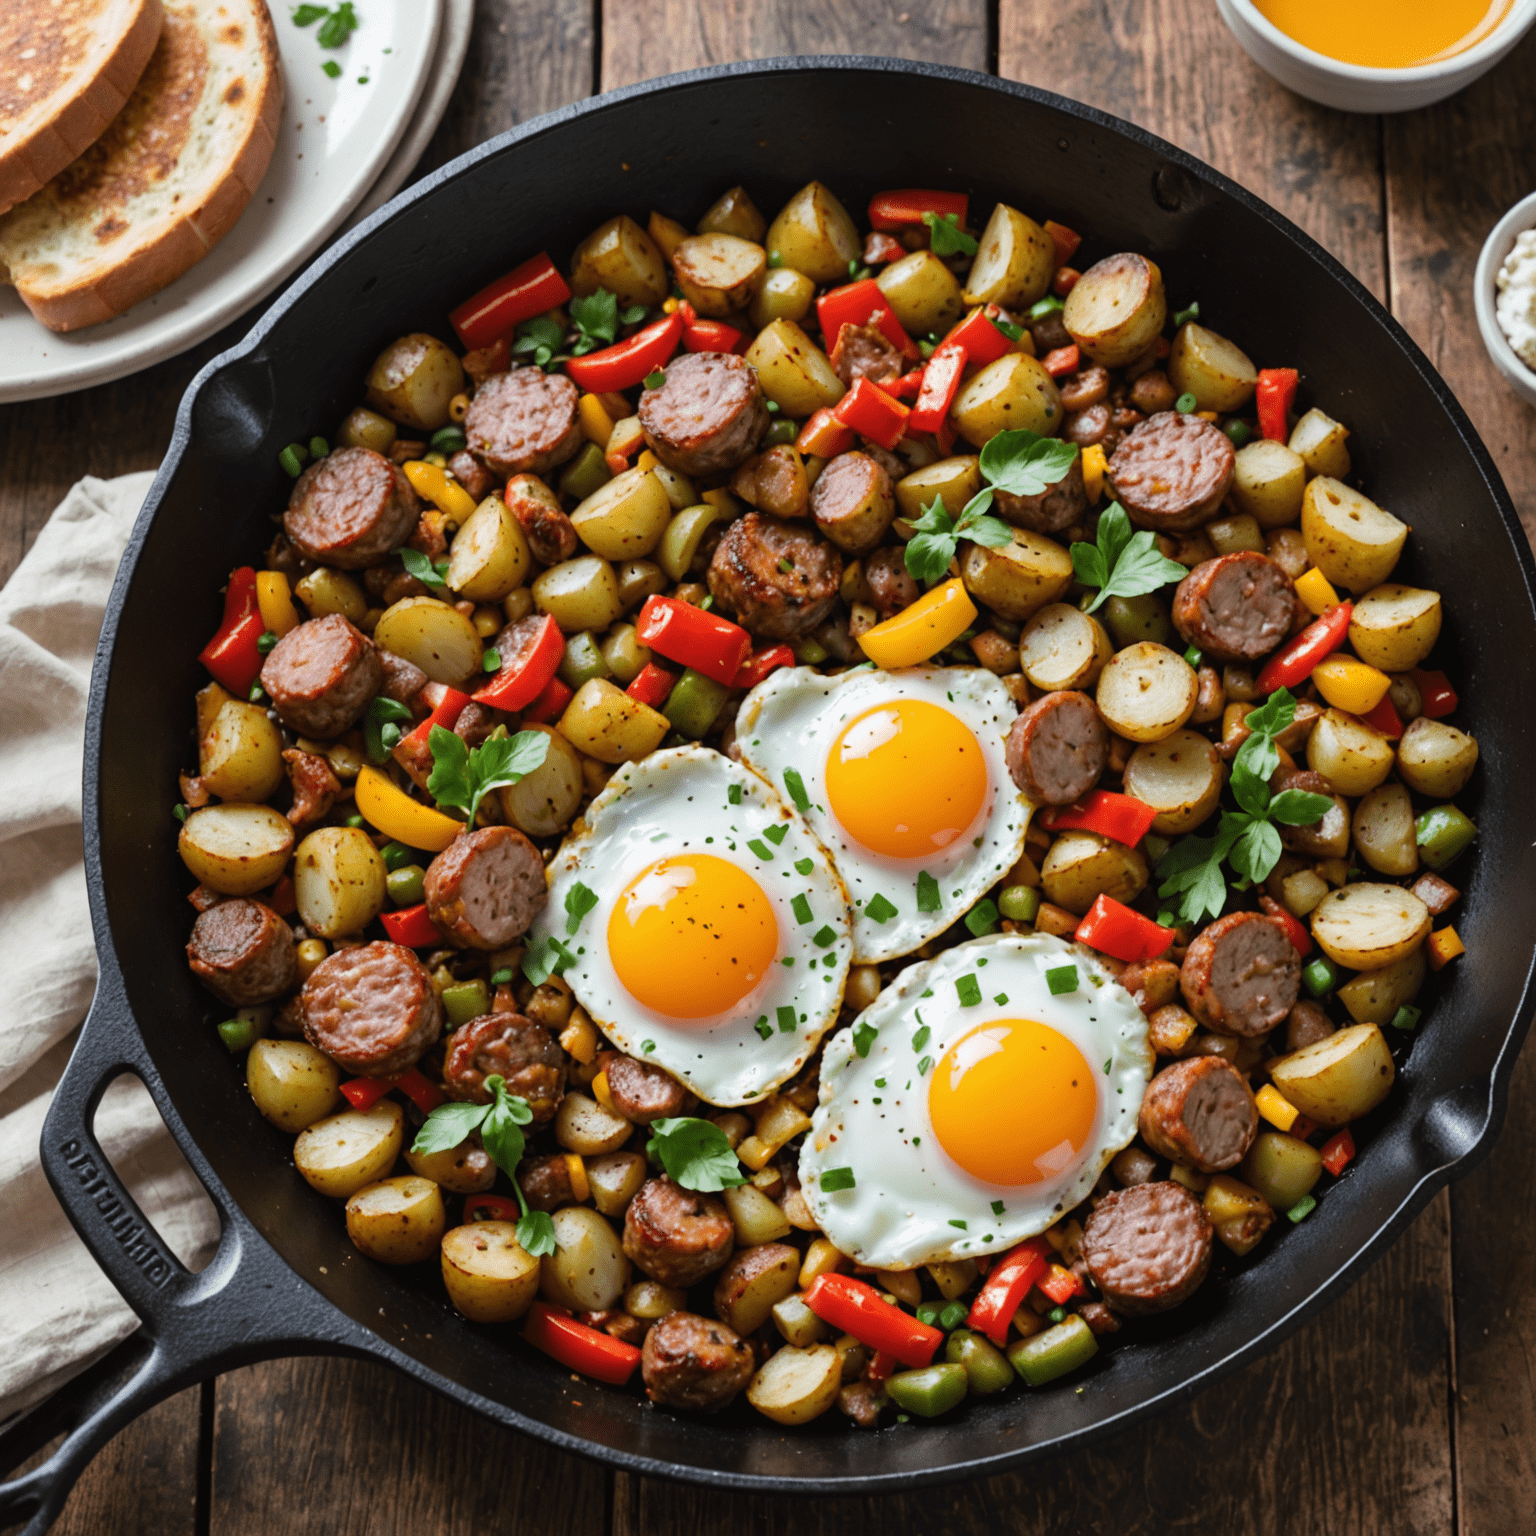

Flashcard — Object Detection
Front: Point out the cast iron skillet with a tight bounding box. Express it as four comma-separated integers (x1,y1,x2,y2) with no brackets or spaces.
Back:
4,56,1534,1535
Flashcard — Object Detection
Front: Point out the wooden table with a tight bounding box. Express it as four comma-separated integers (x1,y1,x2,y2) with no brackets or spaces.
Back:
6,2,1535,1530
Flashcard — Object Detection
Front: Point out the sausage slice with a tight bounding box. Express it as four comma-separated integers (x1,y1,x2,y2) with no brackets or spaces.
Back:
707,511,842,640
598,1053,693,1125
444,1011,565,1122
1083,1181,1213,1314
1138,1056,1259,1173
622,1175,735,1288
864,545,919,619
260,614,382,739
504,473,578,565
809,451,896,555
1108,412,1237,532
284,446,420,569
1006,690,1108,805
641,1311,755,1412
518,1151,576,1212
1180,910,1301,1037
423,826,547,950
1172,553,1297,663
300,941,442,1078
994,454,1087,535
465,368,584,477
640,351,768,476
830,322,903,386
186,899,297,1006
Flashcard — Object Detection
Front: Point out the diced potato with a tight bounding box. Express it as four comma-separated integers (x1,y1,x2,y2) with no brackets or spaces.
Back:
345,1175,446,1265
878,250,965,335
246,1039,340,1134
1123,729,1223,834
698,184,767,243
1338,946,1426,1025
626,1280,687,1320
200,701,284,803
647,210,690,262
772,1292,831,1347
532,555,624,633
673,232,767,317
896,457,981,523
1269,1022,1396,1127
295,567,368,623
292,825,387,939
799,1237,847,1289
1203,1175,1275,1256
499,724,583,838
750,266,816,329
441,1222,541,1323
372,596,482,684
1352,783,1418,877
962,203,1054,311
1062,252,1167,367
649,462,696,511
570,214,668,306
539,1205,631,1311
179,803,294,895
1230,440,1307,529
1346,585,1441,674
714,1243,800,1335
1095,642,1199,742
293,1100,405,1198
1167,323,1257,412
365,334,465,432
1288,407,1352,479
405,1138,495,1194
1397,716,1478,799
765,181,861,285
570,467,672,561
337,407,397,455
926,1259,979,1300
587,1150,648,1217
654,504,722,582
195,680,236,745
1017,603,1112,691
1305,707,1394,797
1301,478,1408,594
446,496,532,602
746,1344,842,1425
1205,513,1266,556
1282,868,1330,917
733,446,809,522
1311,882,1431,971
745,319,845,416
1041,830,1149,916
958,529,1074,622
553,1090,633,1155
558,678,669,765
951,353,1062,446
723,1183,793,1246
1240,1132,1323,1214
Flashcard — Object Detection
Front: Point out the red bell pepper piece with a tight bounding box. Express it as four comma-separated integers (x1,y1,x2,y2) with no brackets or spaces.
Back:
523,674,573,724
267,873,296,917
1074,894,1177,964
1037,1263,1087,1306
832,376,910,451
1255,602,1353,695
473,611,563,711
199,567,266,694
564,311,684,393
1042,344,1080,379
625,661,677,709
1256,367,1299,441
522,1301,642,1385
1291,1114,1318,1141
450,253,572,351
1043,220,1082,268
733,644,795,691
394,1067,444,1114
942,304,1020,369
803,1273,942,1369
339,1077,394,1112
1042,789,1157,847
797,406,857,458
464,1193,522,1224
909,341,967,434
863,231,906,265
886,368,925,401
934,417,958,455
683,318,744,353
1320,1128,1356,1177
635,595,751,686
1258,893,1312,959
1052,266,1081,298
965,1238,1050,1345
1360,693,1404,739
1412,669,1458,719
868,188,969,231
816,279,917,360
866,1350,898,1381
398,685,472,752
380,903,445,948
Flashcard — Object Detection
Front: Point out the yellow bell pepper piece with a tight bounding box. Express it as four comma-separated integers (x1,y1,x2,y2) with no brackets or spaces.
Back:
857,578,978,669
563,1153,590,1203
1255,1083,1300,1133
256,571,301,637
354,766,463,852
1311,654,1390,715
578,392,617,449
402,460,478,522
1427,925,1465,971
1294,566,1340,616
1081,443,1106,504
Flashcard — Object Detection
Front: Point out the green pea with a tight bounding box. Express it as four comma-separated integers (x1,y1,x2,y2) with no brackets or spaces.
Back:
998,885,1040,924
944,1329,1016,1395
1415,804,1477,871
884,1362,969,1418
916,1301,942,1327
387,864,426,907
380,841,422,872
431,425,468,454
938,1300,970,1332
766,419,798,445
559,441,612,501
1006,1314,1098,1387
441,979,491,1027
1102,593,1174,649
559,631,613,691
217,1018,259,1053
1302,955,1341,998
1223,419,1252,448
662,668,730,740
794,636,829,666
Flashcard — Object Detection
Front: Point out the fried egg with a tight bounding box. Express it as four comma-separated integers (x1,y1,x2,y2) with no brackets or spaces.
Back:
800,932,1153,1269
735,666,1029,964
533,745,852,1106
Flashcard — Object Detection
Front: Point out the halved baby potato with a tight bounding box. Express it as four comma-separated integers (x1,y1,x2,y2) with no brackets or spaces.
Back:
558,679,670,766
1351,783,1418,877
958,529,1074,622
1063,252,1167,367
698,184,767,243
878,250,965,335
1269,1022,1396,1127
441,1221,542,1323
746,1343,843,1425
1288,407,1352,479
962,203,1054,311
713,1243,800,1336
539,1204,631,1312
570,213,669,306
446,496,532,601
179,803,294,895
365,334,465,432
750,267,817,329
294,1100,405,1199
765,181,862,285
1123,729,1224,834
1348,585,1442,673
570,466,672,561
405,1138,496,1194
672,232,767,317
1337,946,1426,1026
246,1039,341,1134
345,1175,446,1265
1397,716,1479,799
1018,603,1113,691
292,825,387,940
500,724,584,838
896,456,981,524
1306,708,1395,797
200,700,284,803
1310,882,1431,971
952,353,1062,446
1231,440,1307,530
1167,322,1257,412
372,596,482,684
1095,642,1198,742
1040,830,1149,916
744,320,845,416
553,1088,634,1154
1301,477,1408,593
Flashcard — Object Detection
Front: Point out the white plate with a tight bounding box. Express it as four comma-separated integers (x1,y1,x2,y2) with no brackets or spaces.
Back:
0,0,444,404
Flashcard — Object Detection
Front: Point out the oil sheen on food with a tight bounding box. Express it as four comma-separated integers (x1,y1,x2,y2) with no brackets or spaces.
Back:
1254,0,1513,66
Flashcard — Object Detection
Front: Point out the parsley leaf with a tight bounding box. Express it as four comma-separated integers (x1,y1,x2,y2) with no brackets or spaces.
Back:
903,494,1013,583
569,288,620,355
316,2,358,48
410,1100,487,1155
1270,787,1336,825
400,548,450,594
361,695,414,764
853,1021,879,1057
924,211,978,257
521,934,576,987
427,725,549,828
647,1117,747,1192
517,1209,556,1257
291,4,329,24
565,881,599,935
511,312,564,370
1070,502,1188,615
979,429,1080,500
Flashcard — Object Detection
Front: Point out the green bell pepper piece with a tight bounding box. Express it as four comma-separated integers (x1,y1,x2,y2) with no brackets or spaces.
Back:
1006,1314,1098,1386
1415,804,1477,872
944,1328,1015,1395
662,668,730,739
884,1362,969,1417
441,979,490,1028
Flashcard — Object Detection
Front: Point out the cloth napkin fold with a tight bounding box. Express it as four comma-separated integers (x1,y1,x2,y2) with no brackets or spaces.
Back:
0,475,220,1423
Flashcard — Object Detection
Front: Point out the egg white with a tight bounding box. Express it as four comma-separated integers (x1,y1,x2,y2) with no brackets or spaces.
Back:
799,932,1153,1269
532,745,852,1107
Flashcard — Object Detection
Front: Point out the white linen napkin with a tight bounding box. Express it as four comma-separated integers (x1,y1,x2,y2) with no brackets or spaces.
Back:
0,475,220,1423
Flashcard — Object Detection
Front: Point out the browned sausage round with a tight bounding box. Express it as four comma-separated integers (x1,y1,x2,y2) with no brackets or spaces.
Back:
640,352,768,476
260,614,382,739
864,544,919,619
1286,999,1337,1052
377,650,428,706
809,451,895,554
1272,768,1350,858
282,748,340,828
300,941,442,1078
1006,690,1108,805
598,1053,692,1125
1172,553,1297,663
1063,401,1115,449
1058,365,1111,413
445,450,494,503
830,322,903,386
443,1010,566,1121
1138,1056,1259,1172
186,899,296,1006
503,473,578,566
1108,412,1237,532
641,1310,755,1412
423,826,547,950
465,368,583,477
283,447,420,569
1180,910,1300,1037
994,453,1087,534
1083,1181,1213,1314
517,1151,576,1212
707,512,842,640
622,1175,735,1288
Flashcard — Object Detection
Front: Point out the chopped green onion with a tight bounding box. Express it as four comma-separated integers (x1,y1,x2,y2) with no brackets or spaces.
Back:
776,1005,797,1033
1028,295,1065,319
1223,419,1252,447
1287,1194,1317,1223
1171,301,1200,328
866,892,898,923
430,425,468,453
343,813,364,829
955,974,982,1007
1302,956,1341,998
248,684,265,703
754,1016,772,1040
916,871,941,913
1046,965,1079,996
217,1018,258,1052
821,1167,856,1193
308,436,329,461
1047,1306,1067,1324
965,899,1000,937
1183,644,1203,668
481,650,501,672
1390,1004,1422,1031
1175,392,1198,414
278,443,308,478
791,894,814,925
256,629,279,654
490,968,513,986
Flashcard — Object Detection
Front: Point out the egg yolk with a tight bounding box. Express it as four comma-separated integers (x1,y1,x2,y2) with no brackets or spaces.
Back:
824,699,988,860
608,853,779,1021
928,1019,1098,1187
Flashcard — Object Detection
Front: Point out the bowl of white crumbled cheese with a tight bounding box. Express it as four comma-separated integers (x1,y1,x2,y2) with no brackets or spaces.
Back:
1477,190,1536,408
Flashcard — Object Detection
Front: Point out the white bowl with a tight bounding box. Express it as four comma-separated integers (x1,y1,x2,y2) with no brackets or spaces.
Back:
1475,190,1536,409
1215,0,1536,112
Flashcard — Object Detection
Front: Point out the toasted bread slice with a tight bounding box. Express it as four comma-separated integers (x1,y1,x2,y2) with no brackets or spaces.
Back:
0,0,283,332
0,0,164,216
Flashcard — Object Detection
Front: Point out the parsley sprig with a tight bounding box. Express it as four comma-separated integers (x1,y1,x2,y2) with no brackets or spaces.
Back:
412,1075,555,1256
1070,502,1189,614
426,724,549,829
568,288,649,355
1155,688,1334,924
400,548,450,593
291,3,358,49
512,313,564,369
924,211,978,257
647,1117,747,1192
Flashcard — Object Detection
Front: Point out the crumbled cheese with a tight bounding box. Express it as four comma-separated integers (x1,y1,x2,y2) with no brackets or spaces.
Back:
1495,228,1536,369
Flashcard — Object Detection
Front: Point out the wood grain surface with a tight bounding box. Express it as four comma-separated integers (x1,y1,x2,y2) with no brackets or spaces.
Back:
3,1,1533,1532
